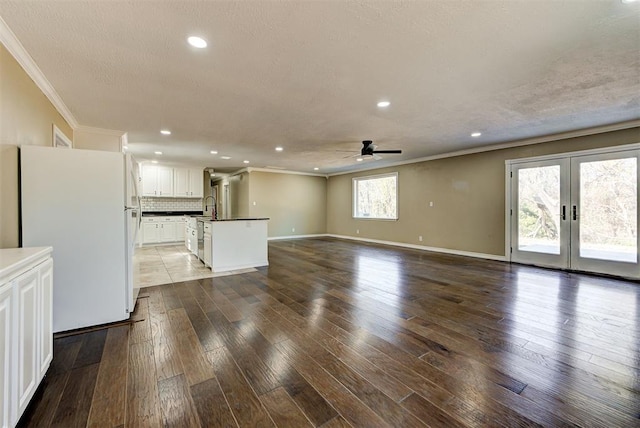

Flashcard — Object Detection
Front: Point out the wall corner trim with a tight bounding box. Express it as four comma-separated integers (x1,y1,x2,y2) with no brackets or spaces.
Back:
0,16,79,129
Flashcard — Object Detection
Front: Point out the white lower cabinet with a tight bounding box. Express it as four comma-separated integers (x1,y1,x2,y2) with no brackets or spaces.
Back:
203,223,212,267
0,247,53,428
176,219,185,242
141,216,183,244
142,221,160,243
16,268,37,419
0,285,12,428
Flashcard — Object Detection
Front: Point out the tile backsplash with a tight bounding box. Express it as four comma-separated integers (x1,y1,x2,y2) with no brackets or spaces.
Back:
141,197,203,212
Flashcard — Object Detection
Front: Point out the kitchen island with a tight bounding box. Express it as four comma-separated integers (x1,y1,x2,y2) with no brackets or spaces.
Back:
202,218,269,272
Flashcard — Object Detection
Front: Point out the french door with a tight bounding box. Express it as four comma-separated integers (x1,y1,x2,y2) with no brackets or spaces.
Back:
509,148,639,278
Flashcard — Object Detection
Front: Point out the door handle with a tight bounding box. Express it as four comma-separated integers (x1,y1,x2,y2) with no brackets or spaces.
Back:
561,205,566,221
572,205,577,221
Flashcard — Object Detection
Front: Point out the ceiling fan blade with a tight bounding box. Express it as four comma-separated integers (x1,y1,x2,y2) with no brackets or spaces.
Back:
372,150,402,154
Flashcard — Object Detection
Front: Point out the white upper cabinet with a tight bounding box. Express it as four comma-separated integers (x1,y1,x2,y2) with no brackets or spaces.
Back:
174,168,203,198
157,167,174,196
141,164,174,197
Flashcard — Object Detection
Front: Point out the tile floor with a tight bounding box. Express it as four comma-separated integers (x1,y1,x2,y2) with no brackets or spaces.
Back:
133,244,255,287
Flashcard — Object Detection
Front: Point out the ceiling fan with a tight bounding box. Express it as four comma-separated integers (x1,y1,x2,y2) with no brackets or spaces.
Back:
353,140,402,160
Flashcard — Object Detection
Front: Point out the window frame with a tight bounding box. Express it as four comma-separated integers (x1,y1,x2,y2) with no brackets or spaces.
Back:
352,172,399,220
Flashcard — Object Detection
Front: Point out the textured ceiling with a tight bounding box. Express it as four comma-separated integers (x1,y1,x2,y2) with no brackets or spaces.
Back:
1,0,639,174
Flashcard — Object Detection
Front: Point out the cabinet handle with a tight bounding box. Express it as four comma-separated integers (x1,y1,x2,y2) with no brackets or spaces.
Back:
561,205,566,220
572,205,577,221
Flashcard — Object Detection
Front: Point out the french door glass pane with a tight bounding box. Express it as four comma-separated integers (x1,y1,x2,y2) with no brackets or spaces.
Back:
518,165,561,254
579,158,637,263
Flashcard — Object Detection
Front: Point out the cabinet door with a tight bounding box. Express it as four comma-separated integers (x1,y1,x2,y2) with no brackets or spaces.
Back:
0,286,11,428
160,222,177,242
189,168,204,197
204,234,212,267
142,222,159,244
141,164,158,196
37,259,53,380
16,269,38,418
176,221,185,241
174,168,189,197
157,167,174,196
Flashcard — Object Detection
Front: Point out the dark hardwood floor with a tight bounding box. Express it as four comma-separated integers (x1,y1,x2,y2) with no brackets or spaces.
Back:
18,238,640,427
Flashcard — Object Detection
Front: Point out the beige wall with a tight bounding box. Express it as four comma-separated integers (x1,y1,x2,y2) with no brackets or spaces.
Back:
248,171,327,237
229,172,250,218
327,127,640,257
0,44,73,248
73,128,122,152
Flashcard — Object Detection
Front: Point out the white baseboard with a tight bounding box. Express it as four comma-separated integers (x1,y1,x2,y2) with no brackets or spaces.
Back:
268,234,327,241
325,234,507,262
268,233,506,261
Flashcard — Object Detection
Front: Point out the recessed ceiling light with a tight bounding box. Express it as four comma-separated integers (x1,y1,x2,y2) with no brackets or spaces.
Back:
356,158,363,162
210,150,218,155
160,130,171,135
151,160,158,164
313,167,319,171
154,151,163,155
471,132,482,137
187,36,207,48
243,160,250,164
377,101,390,108
275,147,283,152
221,156,231,160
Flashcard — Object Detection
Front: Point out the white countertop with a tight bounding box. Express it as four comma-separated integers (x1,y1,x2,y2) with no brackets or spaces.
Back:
0,247,52,283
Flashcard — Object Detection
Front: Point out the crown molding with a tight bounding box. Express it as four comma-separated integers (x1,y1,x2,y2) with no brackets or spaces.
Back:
328,119,640,177
0,16,78,129
230,167,327,178
75,125,126,137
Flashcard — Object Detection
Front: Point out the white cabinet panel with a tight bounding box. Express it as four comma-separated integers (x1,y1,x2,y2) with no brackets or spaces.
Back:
189,168,203,198
174,168,190,197
160,222,177,242
37,259,53,381
0,286,11,428
141,165,174,197
142,222,159,243
157,167,174,196
0,248,53,428
173,168,203,198
176,220,185,241
141,164,158,196
142,217,184,244
16,268,38,418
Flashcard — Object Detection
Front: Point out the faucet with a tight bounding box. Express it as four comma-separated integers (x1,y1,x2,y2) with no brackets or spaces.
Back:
204,195,217,220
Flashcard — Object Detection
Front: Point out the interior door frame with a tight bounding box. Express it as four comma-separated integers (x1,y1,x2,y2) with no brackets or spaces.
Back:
505,142,640,277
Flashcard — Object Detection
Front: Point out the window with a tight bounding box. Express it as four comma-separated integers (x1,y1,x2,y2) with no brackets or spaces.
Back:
353,172,398,220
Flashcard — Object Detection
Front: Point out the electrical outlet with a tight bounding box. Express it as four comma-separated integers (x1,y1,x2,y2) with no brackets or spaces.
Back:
429,201,434,207
292,228,295,232
419,235,423,242
356,229,359,234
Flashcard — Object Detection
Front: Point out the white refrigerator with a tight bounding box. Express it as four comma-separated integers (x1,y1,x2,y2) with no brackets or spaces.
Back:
20,145,141,333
